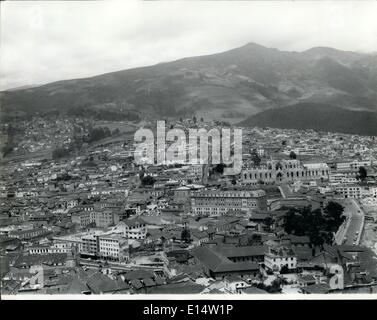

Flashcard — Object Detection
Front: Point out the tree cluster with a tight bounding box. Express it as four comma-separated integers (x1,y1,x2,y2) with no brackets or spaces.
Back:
181,228,191,243
283,201,345,247
357,166,367,181
250,149,261,166
85,127,112,143
52,147,70,159
141,175,156,186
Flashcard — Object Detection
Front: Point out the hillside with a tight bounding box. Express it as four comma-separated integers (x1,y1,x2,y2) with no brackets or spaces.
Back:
239,103,377,136
1,42,377,121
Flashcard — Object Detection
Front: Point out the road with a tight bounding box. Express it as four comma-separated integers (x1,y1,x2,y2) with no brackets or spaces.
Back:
335,199,364,245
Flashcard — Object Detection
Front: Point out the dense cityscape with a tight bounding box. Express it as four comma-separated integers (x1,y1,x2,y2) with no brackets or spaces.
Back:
1,115,376,295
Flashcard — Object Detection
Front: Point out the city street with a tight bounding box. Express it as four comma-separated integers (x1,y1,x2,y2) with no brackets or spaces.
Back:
336,199,364,245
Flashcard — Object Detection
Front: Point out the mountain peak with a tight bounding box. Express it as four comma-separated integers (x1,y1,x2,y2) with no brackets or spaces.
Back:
302,46,362,64
236,42,274,52
304,46,342,53
243,42,268,49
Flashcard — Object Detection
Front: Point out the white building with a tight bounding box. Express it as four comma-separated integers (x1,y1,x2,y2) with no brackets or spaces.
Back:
114,218,147,240
335,184,375,199
98,234,129,261
264,248,297,272
335,160,371,172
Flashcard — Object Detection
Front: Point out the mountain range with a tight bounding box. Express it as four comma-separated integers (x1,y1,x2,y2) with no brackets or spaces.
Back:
1,42,377,133
240,103,377,136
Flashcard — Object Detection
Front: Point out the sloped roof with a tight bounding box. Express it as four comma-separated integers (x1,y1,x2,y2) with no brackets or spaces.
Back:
86,273,129,294
284,235,311,244
215,245,267,258
14,253,67,267
64,276,89,294
123,217,146,227
242,286,268,294
292,247,313,261
146,280,205,294
192,246,259,273
130,279,143,290
123,269,154,281
298,274,316,282
143,278,156,287
300,283,330,294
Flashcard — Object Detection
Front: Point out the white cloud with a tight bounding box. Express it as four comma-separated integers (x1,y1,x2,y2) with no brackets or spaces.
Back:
1,0,376,90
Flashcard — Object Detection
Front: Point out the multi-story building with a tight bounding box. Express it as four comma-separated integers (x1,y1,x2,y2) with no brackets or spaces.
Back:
98,234,129,261
335,160,372,172
187,165,205,183
8,228,50,241
173,184,204,204
190,189,267,216
52,234,83,252
90,209,120,228
335,184,377,199
81,233,129,261
81,234,99,257
241,160,329,185
329,172,358,185
71,209,120,228
264,247,297,272
122,218,147,240
71,211,92,228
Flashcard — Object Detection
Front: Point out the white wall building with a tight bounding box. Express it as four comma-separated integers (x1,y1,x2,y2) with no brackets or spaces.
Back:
264,248,297,272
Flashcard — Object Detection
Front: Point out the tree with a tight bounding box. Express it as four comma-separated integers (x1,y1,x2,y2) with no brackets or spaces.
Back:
139,168,145,179
181,228,191,243
52,147,70,159
250,149,261,166
85,126,112,143
193,116,197,124
1,142,16,157
256,279,282,293
280,265,290,274
323,201,345,231
289,151,297,159
283,203,344,247
264,216,274,231
112,128,120,135
247,233,262,245
141,175,155,186
214,163,226,174
357,166,367,181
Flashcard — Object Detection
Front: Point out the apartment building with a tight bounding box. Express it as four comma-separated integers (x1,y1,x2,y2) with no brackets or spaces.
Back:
81,233,129,261
335,160,371,172
98,234,129,261
122,218,147,240
335,184,377,199
264,247,297,272
71,209,120,228
190,189,267,216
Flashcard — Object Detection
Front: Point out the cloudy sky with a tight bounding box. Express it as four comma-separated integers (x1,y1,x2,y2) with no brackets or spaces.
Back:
1,0,377,91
